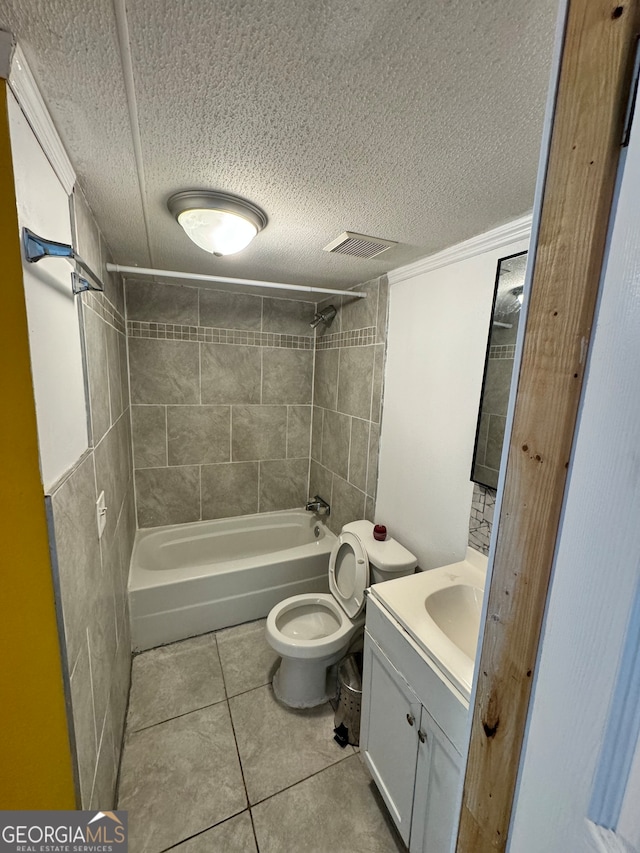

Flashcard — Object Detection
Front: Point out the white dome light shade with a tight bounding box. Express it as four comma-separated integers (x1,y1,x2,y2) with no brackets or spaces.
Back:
168,191,267,257
177,208,257,256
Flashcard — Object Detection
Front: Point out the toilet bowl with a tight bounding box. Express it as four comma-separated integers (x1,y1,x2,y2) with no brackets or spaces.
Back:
266,520,417,708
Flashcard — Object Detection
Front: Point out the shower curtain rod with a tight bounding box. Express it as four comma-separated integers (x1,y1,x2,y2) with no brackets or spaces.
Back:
105,263,367,299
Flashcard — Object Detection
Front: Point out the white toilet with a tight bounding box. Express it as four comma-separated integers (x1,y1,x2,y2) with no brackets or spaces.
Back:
266,520,418,708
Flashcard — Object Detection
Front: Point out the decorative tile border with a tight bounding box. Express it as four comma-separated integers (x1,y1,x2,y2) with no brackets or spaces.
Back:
127,320,314,349
83,291,126,335
315,326,377,350
489,344,516,359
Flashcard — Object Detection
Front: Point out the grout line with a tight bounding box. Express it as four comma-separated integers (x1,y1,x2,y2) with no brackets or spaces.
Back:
164,405,168,467
157,809,250,853
364,420,372,498
248,809,261,852
285,405,290,459
248,750,357,810
126,695,230,736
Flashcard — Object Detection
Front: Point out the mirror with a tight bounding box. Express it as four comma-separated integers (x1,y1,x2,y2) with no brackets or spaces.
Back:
471,251,528,489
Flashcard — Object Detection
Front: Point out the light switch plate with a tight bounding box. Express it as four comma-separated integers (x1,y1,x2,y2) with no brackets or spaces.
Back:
96,490,107,539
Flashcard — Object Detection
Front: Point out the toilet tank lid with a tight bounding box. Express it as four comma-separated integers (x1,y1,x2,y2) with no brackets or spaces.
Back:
342,520,418,573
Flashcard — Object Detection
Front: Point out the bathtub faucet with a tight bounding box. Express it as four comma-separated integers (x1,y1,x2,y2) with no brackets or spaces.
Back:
305,495,331,516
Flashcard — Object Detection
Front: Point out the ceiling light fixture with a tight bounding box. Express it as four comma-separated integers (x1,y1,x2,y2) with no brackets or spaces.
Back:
167,190,267,257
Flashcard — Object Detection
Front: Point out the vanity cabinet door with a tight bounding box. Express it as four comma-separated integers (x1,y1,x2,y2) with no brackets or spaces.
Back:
410,710,462,853
361,630,421,845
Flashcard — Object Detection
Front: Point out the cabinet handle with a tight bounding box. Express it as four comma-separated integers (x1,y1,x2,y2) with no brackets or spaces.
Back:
406,713,415,727
418,729,427,744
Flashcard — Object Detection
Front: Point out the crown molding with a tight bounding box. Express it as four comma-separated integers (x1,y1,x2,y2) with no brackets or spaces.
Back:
388,213,532,285
7,43,76,194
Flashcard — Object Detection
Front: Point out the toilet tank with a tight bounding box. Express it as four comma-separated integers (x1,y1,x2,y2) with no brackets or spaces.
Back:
342,521,418,583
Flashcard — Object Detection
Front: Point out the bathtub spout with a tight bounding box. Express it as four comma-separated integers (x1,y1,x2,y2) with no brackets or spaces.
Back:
306,495,331,516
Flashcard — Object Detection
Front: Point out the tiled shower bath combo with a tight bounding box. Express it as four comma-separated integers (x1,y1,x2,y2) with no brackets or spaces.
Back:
127,276,389,534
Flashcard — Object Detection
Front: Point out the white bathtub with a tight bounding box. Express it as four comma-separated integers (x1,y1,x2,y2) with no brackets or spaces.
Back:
128,509,335,651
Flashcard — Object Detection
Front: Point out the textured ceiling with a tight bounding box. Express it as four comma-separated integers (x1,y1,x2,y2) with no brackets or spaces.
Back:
0,0,558,291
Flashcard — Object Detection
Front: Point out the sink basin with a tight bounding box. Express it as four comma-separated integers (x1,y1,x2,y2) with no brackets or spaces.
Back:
370,548,488,698
424,584,483,659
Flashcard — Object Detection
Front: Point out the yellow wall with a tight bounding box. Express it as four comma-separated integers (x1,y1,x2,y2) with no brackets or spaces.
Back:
0,82,76,808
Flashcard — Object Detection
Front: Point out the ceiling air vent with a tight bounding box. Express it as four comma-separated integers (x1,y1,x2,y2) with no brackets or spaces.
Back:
323,231,397,259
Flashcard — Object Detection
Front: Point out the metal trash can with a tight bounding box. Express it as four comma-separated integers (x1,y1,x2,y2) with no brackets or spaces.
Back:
333,654,362,747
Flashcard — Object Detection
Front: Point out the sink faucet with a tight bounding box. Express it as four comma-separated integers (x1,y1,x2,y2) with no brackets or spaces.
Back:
305,494,331,516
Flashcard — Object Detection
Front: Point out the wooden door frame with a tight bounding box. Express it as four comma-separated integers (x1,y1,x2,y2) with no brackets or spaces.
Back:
455,1,640,850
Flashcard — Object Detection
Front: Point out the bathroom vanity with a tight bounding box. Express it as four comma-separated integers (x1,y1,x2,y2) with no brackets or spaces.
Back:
360,548,487,851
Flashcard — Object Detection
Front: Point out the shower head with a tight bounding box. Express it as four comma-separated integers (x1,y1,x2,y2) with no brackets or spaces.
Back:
310,305,337,329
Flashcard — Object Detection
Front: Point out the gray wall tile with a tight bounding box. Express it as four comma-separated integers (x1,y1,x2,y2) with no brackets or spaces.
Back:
73,188,102,282
94,416,130,547
50,454,101,667
199,289,262,330
126,281,198,324
100,238,124,318
83,306,111,443
262,298,313,336
232,406,287,461
106,325,124,422
340,279,378,332
201,344,261,405
201,462,259,519
90,539,119,740
117,331,129,411
313,349,339,410
90,708,118,810
485,413,507,470
287,406,311,458
132,405,167,468
129,339,199,404
365,495,375,522
262,348,313,405
135,466,200,527
123,278,390,529
309,460,333,507
370,344,385,423
337,346,375,420
320,409,350,480
329,475,366,535
349,418,370,492
167,406,231,465
367,426,380,498
376,276,389,343
110,626,132,756
481,358,514,414
260,459,308,512
70,640,97,808
311,407,323,460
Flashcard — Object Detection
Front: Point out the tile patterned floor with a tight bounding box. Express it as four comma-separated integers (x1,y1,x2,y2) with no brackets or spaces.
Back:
117,619,405,853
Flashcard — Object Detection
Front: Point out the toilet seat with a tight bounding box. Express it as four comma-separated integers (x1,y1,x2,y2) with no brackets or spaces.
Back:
266,593,361,660
266,531,369,663
328,531,369,618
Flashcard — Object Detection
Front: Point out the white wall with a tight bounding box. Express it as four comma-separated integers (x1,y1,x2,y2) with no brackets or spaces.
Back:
508,79,640,852
376,232,528,570
9,91,88,490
